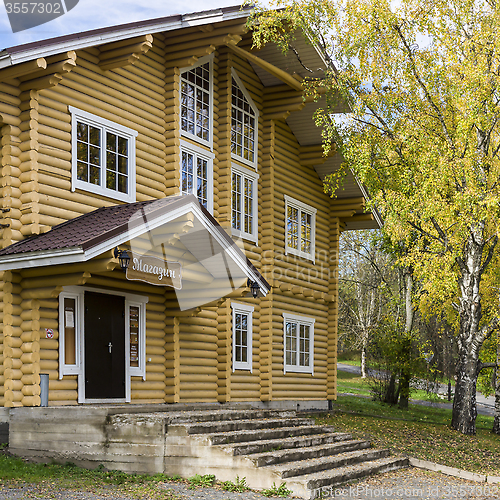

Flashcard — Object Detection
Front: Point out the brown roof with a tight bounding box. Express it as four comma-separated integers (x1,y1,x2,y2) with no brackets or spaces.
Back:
0,196,185,256
0,195,270,291
1,5,244,54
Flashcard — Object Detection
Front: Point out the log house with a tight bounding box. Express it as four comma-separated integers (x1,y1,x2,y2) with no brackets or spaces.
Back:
0,5,380,408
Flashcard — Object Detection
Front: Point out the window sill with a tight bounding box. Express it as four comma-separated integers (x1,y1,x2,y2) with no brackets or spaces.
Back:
232,228,258,245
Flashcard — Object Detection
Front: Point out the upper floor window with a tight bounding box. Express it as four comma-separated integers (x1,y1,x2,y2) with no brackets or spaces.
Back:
285,195,316,262
283,312,315,375
231,71,258,167
181,141,214,213
70,107,137,203
181,58,212,146
232,165,258,243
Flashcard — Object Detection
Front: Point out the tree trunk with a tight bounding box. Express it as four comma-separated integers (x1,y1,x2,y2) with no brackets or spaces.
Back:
493,338,500,435
452,350,479,434
361,342,367,379
384,373,399,404
399,271,414,409
451,229,485,434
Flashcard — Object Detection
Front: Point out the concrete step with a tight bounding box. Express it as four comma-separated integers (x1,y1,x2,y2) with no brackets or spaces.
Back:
266,448,391,479
287,456,410,493
223,432,353,456
207,424,337,445
165,409,297,424
250,439,371,467
180,417,315,435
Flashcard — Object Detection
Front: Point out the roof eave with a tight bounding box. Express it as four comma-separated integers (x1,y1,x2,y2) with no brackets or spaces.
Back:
0,5,252,69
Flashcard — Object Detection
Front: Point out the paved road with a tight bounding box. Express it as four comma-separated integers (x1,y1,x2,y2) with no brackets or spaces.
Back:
337,363,496,417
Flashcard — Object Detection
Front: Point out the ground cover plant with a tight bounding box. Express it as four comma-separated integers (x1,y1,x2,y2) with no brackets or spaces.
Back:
0,455,179,499
318,396,500,475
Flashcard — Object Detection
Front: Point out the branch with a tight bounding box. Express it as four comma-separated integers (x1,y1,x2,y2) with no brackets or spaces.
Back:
393,24,455,151
480,235,498,274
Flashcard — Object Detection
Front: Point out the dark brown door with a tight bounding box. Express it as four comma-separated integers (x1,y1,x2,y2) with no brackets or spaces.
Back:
84,292,126,399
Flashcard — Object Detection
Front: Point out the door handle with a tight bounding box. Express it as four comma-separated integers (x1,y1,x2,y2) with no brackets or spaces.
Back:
108,342,112,354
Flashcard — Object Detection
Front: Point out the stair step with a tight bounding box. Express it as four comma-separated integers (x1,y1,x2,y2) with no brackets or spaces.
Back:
266,448,391,478
223,432,353,456
207,425,337,445
166,409,297,424
251,439,371,467
289,456,410,491
180,417,315,434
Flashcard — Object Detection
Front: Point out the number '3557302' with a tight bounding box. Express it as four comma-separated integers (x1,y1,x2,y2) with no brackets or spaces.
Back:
3,1,79,33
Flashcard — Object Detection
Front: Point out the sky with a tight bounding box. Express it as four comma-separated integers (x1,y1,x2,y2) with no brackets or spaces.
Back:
0,0,244,51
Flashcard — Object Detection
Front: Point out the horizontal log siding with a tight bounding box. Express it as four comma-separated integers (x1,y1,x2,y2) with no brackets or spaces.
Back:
36,41,167,227
258,118,276,402
178,307,218,402
164,289,179,403
2,272,23,407
268,119,332,400
214,48,230,226
328,214,340,400
217,298,231,402
230,298,261,401
0,81,23,248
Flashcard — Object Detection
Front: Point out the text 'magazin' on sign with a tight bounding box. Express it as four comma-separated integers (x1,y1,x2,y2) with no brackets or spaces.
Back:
126,253,182,289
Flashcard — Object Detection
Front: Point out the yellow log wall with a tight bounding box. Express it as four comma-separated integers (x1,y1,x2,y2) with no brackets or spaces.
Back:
36,38,168,228
257,118,334,400
0,80,23,248
2,272,23,407
178,306,219,402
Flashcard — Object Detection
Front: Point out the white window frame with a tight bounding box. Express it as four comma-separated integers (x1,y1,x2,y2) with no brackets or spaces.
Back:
69,106,138,203
282,312,315,375
180,55,213,149
231,69,259,169
59,286,148,404
231,164,259,244
180,140,214,214
59,291,81,377
284,195,317,262
231,302,254,372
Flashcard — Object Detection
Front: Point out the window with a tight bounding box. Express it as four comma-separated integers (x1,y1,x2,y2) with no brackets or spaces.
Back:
181,58,212,145
231,71,258,167
285,195,316,261
181,142,214,212
231,302,254,372
70,107,137,203
283,313,315,375
127,301,146,379
59,291,81,377
231,165,258,243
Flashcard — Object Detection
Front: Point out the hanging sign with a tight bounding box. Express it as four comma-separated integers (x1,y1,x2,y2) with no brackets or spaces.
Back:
126,253,182,289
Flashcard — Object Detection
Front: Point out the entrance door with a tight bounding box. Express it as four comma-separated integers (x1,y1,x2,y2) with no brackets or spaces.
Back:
84,292,126,400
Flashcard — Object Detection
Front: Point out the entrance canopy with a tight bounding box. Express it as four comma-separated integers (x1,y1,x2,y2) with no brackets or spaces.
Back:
0,195,270,310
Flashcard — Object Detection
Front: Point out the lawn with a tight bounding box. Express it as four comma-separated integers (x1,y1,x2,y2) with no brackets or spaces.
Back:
336,370,451,403
318,395,500,475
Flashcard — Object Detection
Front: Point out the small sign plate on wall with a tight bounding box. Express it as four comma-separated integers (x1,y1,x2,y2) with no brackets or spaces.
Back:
45,328,54,339
126,253,182,289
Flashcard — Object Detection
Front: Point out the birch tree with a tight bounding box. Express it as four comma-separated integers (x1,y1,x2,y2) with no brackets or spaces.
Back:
251,0,500,434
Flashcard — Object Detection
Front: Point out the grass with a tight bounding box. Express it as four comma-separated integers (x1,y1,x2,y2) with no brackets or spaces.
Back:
336,370,451,402
0,455,179,499
317,395,500,475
